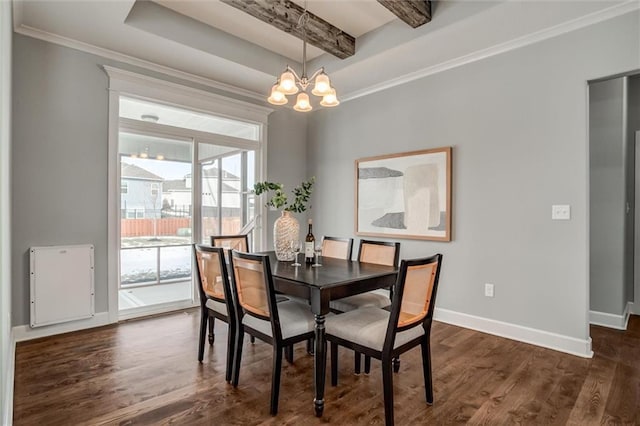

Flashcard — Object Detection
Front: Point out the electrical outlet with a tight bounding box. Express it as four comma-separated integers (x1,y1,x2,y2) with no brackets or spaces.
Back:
484,283,494,298
552,205,571,220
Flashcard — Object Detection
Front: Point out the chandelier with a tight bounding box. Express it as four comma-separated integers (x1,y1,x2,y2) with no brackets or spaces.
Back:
267,8,339,112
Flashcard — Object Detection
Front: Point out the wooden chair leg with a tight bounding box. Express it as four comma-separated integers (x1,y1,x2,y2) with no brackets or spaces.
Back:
382,358,395,426
198,307,208,362
270,346,283,415
225,321,236,383
250,335,256,344
364,355,371,374
208,314,215,345
232,328,244,387
307,338,314,354
393,357,400,373
421,339,433,404
285,345,294,363
354,351,361,374
331,342,338,386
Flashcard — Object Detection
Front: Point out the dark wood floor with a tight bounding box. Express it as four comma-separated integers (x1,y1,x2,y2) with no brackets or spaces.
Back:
12,311,640,425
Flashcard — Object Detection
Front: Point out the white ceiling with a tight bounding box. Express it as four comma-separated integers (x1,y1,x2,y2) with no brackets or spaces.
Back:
12,0,637,103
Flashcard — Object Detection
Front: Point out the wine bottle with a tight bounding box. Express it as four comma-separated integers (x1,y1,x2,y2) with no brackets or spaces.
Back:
305,219,315,264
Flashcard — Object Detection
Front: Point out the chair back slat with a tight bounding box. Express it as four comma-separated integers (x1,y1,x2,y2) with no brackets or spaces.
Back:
322,238,352,260
195,248,226,301
359,241,399,266
397,262,438,328
232,255,270,318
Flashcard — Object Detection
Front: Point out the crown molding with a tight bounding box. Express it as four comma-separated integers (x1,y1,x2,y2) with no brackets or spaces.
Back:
11,0,640,107
342,0,640,102
12,23,266,103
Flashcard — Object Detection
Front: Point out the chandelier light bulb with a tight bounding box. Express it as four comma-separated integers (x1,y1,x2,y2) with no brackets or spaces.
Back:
278,71,299,95
268,84,288,105
320,88,340,107
311,72,331,96
293,92,313,112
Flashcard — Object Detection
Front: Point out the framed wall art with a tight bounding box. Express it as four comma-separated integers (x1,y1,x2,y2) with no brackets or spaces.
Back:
355,147,452,241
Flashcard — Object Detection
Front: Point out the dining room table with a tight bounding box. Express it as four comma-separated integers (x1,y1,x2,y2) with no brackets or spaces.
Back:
264,251,398,417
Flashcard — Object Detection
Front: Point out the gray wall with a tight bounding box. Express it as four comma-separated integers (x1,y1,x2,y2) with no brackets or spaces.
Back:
630,77,640,309
265,109,308,249
307,12,640,340
0,0,12,422
11,34,305,327
589,78,627,315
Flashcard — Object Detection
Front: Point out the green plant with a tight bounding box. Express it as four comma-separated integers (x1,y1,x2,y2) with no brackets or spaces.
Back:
254,177,315,213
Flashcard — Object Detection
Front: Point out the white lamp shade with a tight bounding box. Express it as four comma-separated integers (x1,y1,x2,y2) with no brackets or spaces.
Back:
320,89,340,107
278,71,299,95
293,92,313,112
311,72,331,96
268,84,288,105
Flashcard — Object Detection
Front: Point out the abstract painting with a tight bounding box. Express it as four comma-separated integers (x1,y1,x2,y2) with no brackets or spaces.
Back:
355,147,452,241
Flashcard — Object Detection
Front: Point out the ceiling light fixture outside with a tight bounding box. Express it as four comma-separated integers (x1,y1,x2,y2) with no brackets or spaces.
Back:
268,5,339,111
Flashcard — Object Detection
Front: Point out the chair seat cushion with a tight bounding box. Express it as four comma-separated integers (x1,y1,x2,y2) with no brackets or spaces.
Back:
206,298,227,316
325,306,424,352
243,300,315,339
329,289,391,312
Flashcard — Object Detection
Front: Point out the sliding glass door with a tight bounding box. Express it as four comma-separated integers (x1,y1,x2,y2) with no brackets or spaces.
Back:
118,133,194,315
115,95,263,319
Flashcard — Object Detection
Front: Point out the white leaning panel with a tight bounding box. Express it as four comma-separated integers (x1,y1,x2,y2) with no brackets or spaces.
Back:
30,244,95,327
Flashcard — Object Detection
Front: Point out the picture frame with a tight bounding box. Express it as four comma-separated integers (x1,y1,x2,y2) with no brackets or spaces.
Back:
355,147,452,241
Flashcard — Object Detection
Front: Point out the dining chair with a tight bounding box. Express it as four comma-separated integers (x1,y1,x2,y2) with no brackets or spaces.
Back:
324,254,443,426
229,250,316,415
329,239,400,373
321,236,354,260
211,234,262,345
211,234,249,254
193,244,236,383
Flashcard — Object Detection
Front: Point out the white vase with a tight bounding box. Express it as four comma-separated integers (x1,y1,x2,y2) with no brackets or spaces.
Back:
274,211,299,261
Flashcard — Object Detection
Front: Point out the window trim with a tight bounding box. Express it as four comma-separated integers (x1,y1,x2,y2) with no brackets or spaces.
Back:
105,66,271,323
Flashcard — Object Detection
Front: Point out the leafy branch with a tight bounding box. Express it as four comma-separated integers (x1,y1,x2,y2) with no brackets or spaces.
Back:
254,177,315,213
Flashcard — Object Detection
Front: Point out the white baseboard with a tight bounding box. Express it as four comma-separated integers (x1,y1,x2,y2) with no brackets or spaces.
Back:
589,303,631,330
13,311,112,342
434,308,593,358
2,330,14,426
627,301,640,316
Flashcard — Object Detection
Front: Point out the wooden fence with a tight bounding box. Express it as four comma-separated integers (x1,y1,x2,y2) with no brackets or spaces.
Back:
121,218,241,237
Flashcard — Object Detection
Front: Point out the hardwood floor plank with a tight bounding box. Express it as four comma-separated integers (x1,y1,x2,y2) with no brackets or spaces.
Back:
12,311,640,425
565,356,616,425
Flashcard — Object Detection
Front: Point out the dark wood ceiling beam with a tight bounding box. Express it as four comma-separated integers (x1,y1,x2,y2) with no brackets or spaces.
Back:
220,0,355,60
377,0,432,28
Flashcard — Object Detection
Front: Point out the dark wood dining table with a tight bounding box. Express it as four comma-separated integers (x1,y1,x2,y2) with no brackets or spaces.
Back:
264,251,398,416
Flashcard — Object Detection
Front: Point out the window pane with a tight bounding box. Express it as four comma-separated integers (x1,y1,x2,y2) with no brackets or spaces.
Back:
120,96,260,141
159,246,192,282
221,153,242,235
201,158,220,244
121,248,158,286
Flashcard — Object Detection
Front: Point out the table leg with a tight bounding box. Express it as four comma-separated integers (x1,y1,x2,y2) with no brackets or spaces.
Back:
313,313,326,417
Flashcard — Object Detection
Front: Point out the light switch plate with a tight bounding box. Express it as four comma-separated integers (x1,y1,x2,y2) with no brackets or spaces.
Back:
552,205,571,220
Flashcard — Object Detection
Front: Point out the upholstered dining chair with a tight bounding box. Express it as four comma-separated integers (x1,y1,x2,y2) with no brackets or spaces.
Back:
229,250,316,415
193,244,236,383
329,239,400,373
324,254,443,426
321,236,354,260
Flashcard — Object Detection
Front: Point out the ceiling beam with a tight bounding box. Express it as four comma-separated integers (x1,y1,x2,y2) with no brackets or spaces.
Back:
220,0,355,60
377,0,432,28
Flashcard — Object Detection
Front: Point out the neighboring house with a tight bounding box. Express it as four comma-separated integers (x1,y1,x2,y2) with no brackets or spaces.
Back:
162,167,242,218
121,162,164,219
